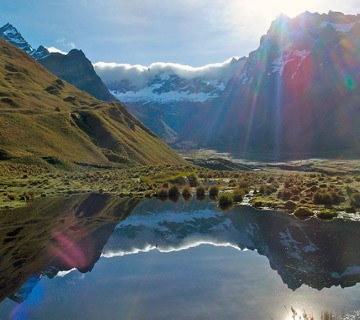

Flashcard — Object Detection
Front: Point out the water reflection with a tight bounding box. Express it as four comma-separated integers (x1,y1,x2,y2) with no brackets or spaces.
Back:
105,199,360,291
1,195,360,308
0,193,140,303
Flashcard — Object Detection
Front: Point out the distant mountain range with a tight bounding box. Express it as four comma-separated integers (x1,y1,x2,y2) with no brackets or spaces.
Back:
0,23,115,102
96,11,360,159
1,12,359,159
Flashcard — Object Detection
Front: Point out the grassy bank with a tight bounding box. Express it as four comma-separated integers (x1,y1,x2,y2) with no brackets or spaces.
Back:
0,159,359,220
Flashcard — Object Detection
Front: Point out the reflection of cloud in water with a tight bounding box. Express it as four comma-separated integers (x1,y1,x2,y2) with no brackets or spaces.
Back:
102,240,247,258
103,199,360,291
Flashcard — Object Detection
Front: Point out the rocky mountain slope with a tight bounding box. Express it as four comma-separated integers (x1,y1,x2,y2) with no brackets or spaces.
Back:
0,39,185,166
96,11,360,158
0,23,115,102
40,49,116,102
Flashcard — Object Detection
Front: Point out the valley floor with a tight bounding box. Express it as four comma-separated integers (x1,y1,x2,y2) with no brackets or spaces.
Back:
0,158,359,220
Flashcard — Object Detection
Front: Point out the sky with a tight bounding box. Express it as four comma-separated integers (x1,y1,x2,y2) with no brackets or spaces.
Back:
0,0,359,66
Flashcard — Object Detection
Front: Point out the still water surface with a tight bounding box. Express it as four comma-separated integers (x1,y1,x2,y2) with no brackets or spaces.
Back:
0,194,359,319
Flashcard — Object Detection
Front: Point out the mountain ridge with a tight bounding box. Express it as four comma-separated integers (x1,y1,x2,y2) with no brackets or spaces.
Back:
0,38,185,166
0,23,116,102
96,11,360,159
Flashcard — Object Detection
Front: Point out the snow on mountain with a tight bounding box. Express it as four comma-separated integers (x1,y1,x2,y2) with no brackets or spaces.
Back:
272,49,310,77
0,23,50,59
319,20,360,33
101,200,360,290
47,46,67,55
94,57,246,103
0,23,34,54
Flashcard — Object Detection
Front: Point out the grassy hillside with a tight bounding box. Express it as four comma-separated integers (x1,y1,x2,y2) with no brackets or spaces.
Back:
0,39,185,166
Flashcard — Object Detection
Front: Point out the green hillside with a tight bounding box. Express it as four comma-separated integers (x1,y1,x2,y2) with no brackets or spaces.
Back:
0,39,185,166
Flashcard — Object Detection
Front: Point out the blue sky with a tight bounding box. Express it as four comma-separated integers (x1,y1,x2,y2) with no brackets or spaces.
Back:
0,0,358,66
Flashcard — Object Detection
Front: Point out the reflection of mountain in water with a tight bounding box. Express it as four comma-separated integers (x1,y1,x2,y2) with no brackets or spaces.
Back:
0,194,140,303
104,199,360,291
2,198,360,305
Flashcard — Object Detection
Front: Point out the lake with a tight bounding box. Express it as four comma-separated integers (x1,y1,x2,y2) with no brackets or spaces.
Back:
0,194,359,320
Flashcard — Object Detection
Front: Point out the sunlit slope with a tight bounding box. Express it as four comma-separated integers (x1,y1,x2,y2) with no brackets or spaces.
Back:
0,39,185,166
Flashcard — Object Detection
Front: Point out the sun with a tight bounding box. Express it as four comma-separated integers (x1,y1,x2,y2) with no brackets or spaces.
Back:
243,0,326,18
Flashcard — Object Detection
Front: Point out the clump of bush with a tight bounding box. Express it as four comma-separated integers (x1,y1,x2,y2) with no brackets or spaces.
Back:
238,179,248,189
7,194,16,201
294,207,313,218
277,189,292,201
181,185,192,199
232,188,244,203
156,188,168,198
209,185,219,199
317,209,338,220
187,173,199,187
313,190,342,205
168,185,180,198
20,192,35,202
218,193,233,210
196,185,206,200
350,192,360,208
284,200,297,211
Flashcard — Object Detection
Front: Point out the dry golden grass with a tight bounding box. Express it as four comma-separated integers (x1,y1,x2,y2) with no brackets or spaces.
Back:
0,39,185,166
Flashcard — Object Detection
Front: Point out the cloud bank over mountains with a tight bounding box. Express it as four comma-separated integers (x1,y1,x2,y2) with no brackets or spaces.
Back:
93,57,245,87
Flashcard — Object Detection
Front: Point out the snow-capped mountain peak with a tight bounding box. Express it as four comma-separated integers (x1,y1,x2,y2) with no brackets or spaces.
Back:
0,23,51,60
0,23,34,54
94,57,247,103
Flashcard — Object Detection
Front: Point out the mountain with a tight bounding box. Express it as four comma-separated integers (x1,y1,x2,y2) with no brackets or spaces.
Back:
0,39,185,166
0,23,115,102
94,57,247,144
104,199,360,291
96,11,360,159
0,193,140,303
39,50,116,102
4,196,360,304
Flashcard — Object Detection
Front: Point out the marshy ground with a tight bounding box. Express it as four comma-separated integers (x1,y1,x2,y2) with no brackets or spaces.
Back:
0,158,359,220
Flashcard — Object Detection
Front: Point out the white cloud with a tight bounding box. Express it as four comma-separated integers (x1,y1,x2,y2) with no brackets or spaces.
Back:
94,57,245,87
46,46,67,55
56,38,76,49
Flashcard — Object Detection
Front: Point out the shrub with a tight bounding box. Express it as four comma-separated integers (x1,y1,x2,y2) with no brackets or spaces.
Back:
218,194,233,210
209,186,219,199
156,188,168,197
294,207,313,218
187,173,199,187
181,186,192,199
313,190,342,205
277,189,291,201
196,185,206,200
284,200,297,211
20,192,35,202
232,189,244,203
7,194,16,201
238,179,248,189
350,192,360,208
168,185,180,198
317,209,338,220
